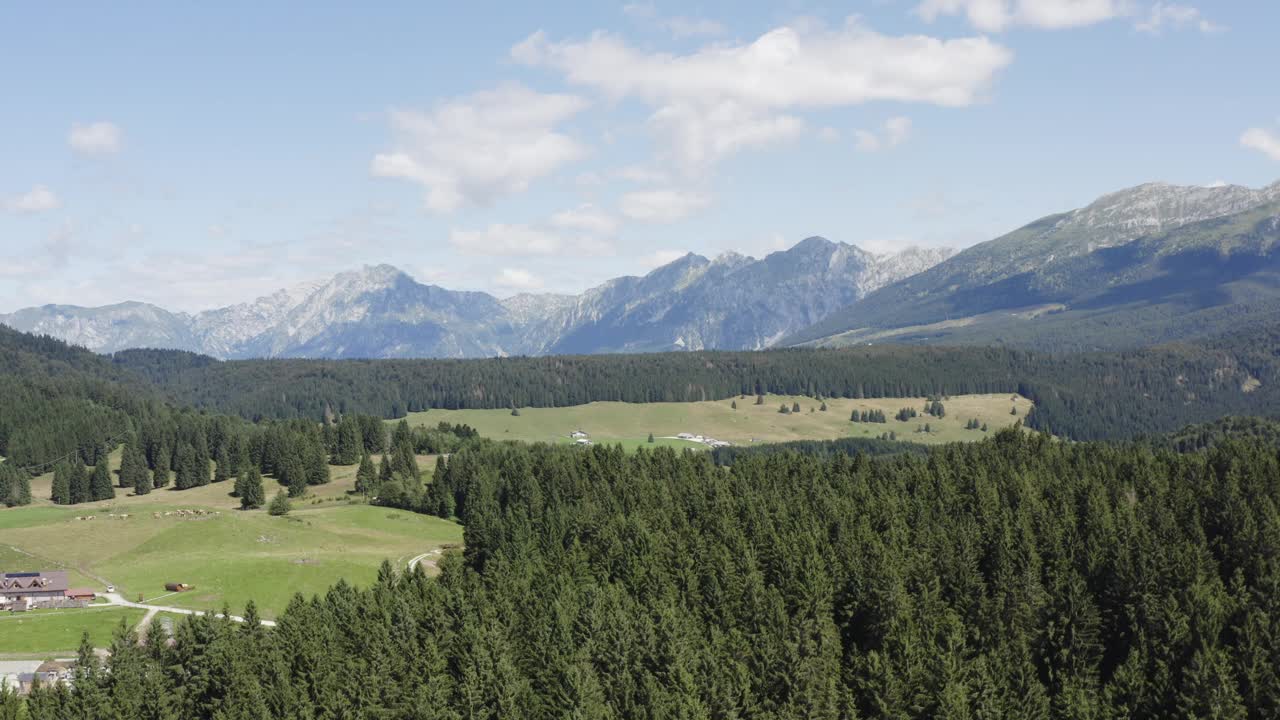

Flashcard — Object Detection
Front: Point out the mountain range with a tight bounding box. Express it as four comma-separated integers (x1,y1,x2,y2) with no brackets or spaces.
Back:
0,240,952,358
5,179,1280,359
786,180,1280,351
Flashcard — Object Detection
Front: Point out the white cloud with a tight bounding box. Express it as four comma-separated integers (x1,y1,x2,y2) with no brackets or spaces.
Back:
916,0,1122,32
855,116,913,152
1241,127,1280,162
623,3,726,38
372,85,589,212
3,184,60,213
619,189,711,223
640,249,692,270
550,204,620,235
449,222,612,257
68,121,123,155
514,21,1011,172
494,268,544,291
615,165,671,184
818,126,842,142
1135,3,1224,34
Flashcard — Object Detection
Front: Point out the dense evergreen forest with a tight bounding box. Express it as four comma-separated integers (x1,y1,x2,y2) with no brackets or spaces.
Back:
6,319,1280,481
114,323,1280,441
15,432,1280,719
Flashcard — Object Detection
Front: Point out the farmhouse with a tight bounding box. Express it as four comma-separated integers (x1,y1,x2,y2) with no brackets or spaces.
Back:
570,430,589,439
0,570,70,609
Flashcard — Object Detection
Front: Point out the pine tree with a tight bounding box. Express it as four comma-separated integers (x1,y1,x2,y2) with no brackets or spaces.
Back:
89,460,114,501
268,490,291,516
152,443,171,488
355,454,377,497
379,454,393,484
134,466,153,496
69,462,90,504
284,452,308,498
333,415,363,465
214,444,232,483
239,467,265,509
647,433,655,443
820,401,828,411
731,400,737,410
792,401,801,413
118,441,148,489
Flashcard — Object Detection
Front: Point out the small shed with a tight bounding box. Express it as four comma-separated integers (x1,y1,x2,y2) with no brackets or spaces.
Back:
164,583,194,592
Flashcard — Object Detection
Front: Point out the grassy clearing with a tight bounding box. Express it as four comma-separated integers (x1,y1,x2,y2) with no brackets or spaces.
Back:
0,607,145,657
1,504,461,619
2,454,459,623
404,393,1031,447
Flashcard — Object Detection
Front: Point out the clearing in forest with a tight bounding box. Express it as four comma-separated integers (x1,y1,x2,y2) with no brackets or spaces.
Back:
404,393,1032,448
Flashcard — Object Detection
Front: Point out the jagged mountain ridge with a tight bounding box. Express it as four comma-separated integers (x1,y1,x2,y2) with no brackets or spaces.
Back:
786,180,1280,351
0,238,950,358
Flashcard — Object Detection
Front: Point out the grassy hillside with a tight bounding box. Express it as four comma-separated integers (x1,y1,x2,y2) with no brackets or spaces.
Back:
404,393,1029,447
2,455,461,620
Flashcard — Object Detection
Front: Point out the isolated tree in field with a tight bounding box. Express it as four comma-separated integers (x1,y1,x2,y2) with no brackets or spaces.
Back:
792,401,801,413
510,404,520,417
982,423,989,432
118,441,148,489
51,463,73,504
268,490,291,516
731,400,737,410
851,409,859,422
755,394,765,405
214,444,232,483
820,401,828,412
238,467,265,509
779,404,790,415
355,454,377,497
648,433,655,444
69,461,90,504
89,460,114,501
1011,406,1018,415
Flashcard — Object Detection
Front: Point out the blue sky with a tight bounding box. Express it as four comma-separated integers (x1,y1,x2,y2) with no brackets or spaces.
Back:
2,1,1277,312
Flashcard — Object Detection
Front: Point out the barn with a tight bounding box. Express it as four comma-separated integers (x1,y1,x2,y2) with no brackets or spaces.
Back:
0,571,70,610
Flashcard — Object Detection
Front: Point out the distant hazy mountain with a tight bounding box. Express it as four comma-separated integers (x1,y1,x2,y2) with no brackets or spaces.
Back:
786,181,1280,351
0,238,950,358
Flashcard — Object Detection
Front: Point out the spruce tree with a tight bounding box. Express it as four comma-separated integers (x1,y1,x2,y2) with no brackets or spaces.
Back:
69,462,90,504
134,466,153,496
268,490,291,516
52,463,74,504
355,454,377,497
333,415,363,465
239,467,265,509
152,443,171,488
731,400,737,410
89,460,114,501
648,433,655,443
214,444,232,483
118,442,148,489
283,451,308,498
379,454,393,484
792,401,801,413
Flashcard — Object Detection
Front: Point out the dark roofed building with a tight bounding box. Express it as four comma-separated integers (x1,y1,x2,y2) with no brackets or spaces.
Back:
1,571,70,609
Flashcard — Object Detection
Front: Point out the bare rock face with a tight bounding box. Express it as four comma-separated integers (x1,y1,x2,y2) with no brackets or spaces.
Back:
0,239,954,359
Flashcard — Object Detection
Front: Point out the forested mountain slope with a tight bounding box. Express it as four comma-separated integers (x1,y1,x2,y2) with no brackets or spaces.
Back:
788,181,1280,352
115,320,1280,442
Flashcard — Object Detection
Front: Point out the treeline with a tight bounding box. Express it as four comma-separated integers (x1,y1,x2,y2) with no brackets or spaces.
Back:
24,432,1280,718
710,435,927,464
112,323,1280,441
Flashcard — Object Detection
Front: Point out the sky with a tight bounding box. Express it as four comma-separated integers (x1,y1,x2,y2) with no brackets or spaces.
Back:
2,0,1278,313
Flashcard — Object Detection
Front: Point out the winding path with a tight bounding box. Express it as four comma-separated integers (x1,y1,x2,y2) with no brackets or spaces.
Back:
102,592,277,627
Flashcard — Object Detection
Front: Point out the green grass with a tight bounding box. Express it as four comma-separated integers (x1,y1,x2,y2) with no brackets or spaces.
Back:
403,393,1031,447
0,607,145,657
2,503,462,620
